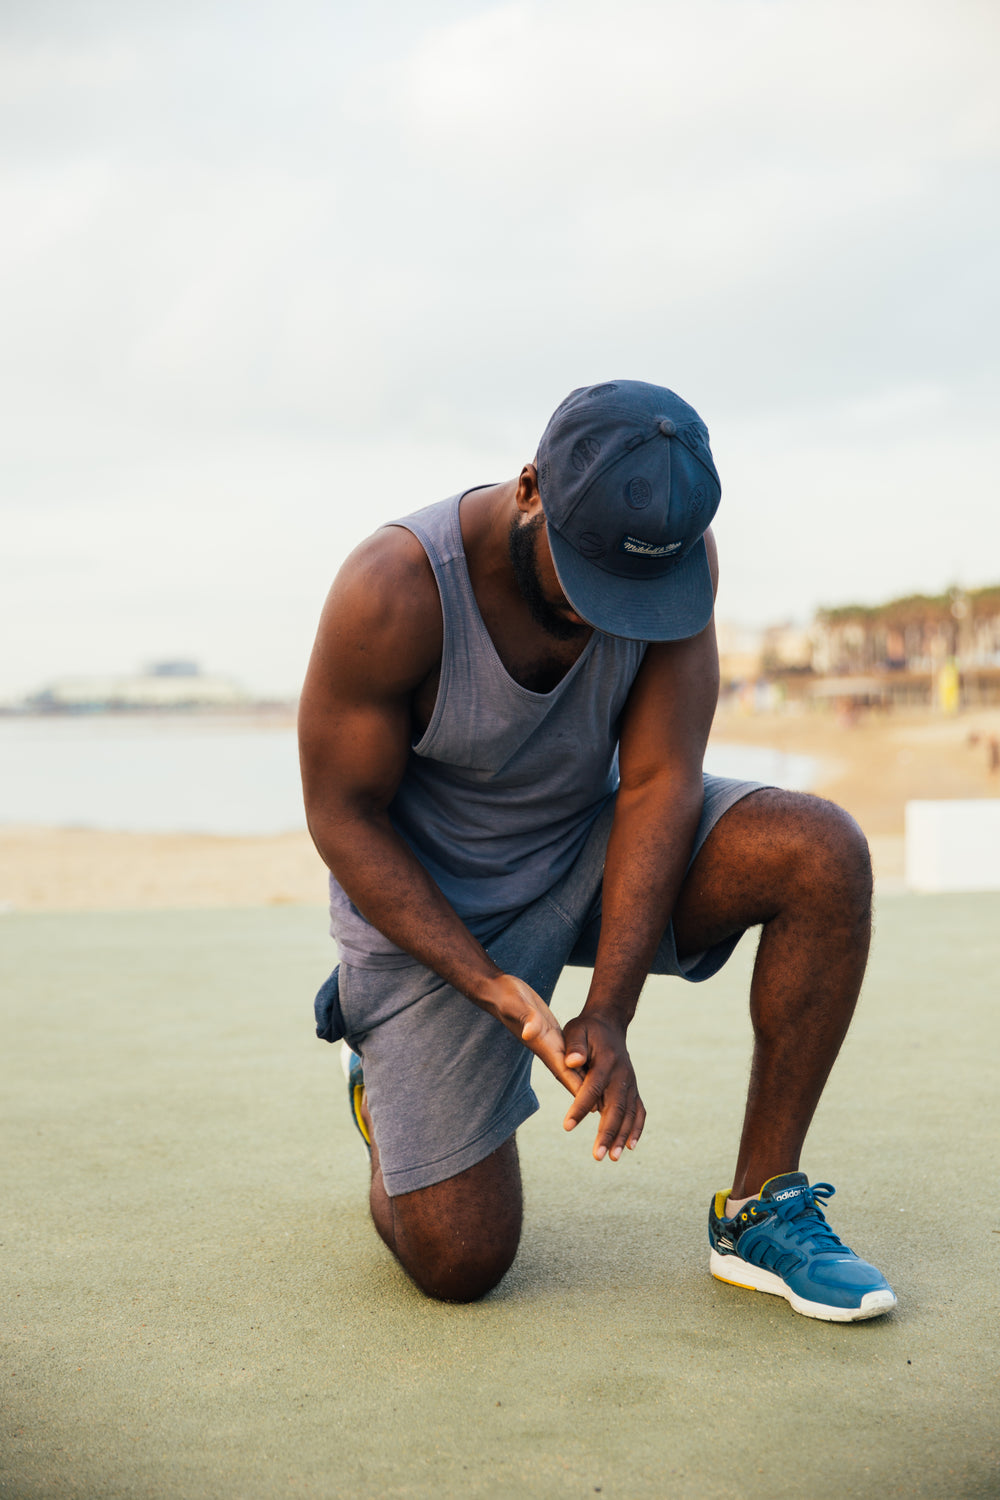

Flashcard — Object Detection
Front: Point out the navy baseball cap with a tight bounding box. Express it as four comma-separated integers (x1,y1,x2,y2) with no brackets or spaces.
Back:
535,380,721,641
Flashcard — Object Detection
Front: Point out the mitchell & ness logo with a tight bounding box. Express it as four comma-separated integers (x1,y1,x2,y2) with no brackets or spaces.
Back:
619,535,683,558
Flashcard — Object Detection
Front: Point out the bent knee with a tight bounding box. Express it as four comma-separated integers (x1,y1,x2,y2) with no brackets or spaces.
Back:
402,1231,520,1303
413,1242,519,1303
387,1145,523,1303
786,793,873,912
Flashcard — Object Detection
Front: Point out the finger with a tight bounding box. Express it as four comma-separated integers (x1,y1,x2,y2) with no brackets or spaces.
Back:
561,1067,610,1130
606,1093,642,1162
607,1091,646,1157
590,1077,633,1160
561,1019,589,1071
627,1098,647,1150
521,1014,584,1096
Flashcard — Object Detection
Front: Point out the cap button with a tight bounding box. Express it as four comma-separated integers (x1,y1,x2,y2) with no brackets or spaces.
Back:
658,419,677,437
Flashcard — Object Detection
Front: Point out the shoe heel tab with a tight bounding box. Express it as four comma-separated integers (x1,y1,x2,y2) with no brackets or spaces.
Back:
352,1083,372,1146
713,1189,733,1219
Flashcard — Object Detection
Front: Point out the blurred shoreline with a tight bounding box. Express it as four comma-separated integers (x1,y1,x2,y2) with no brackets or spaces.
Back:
2,704,999,912
713,700,1000,833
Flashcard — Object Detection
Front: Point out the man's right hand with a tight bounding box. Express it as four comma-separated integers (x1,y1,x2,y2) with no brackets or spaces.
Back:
477,974,586,1099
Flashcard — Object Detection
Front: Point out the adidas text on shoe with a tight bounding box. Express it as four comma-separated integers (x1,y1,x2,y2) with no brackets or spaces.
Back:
708,1173,897,1323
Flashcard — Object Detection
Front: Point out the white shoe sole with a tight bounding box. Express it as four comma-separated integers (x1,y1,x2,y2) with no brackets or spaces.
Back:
710,1248,897,1323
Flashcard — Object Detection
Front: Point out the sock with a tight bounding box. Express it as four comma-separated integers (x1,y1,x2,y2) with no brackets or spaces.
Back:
725,1193,754,1219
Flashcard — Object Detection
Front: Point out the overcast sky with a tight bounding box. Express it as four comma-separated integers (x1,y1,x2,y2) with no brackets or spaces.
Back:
2,0,998,699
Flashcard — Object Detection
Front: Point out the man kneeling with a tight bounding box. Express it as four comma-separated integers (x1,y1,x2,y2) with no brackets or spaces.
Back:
298,380,895,1323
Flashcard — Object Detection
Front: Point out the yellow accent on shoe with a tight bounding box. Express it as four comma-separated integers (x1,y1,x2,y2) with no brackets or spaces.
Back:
711,1268,758,1291
713,1189,734,1219
351,1083,371,1146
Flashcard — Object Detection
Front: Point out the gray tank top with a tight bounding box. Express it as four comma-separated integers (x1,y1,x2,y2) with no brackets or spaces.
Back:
328,492,647,968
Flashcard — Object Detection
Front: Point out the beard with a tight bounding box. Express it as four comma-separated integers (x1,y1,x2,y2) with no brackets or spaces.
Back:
507,513,592,642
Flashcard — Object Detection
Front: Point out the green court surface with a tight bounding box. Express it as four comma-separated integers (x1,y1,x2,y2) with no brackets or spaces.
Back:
2,895,998,1499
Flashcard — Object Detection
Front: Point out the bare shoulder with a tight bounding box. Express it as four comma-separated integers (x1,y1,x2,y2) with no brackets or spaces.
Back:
308,524,442,698
334,524,440,625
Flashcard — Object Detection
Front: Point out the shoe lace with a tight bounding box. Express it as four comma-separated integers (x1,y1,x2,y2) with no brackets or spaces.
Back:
767,1182,846,1252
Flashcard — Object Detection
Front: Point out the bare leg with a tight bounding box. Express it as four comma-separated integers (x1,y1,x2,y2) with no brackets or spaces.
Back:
671,789,873,1198
362,1093,522,1302
352,788,868,1294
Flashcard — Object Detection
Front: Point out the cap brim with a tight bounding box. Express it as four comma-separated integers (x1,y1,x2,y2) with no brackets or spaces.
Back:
548,529,714,642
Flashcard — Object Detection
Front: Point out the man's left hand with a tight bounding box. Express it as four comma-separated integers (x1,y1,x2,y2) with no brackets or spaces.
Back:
561,1013,646,1161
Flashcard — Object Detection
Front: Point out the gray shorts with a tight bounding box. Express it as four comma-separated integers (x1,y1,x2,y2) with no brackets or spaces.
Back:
314,774,764,1197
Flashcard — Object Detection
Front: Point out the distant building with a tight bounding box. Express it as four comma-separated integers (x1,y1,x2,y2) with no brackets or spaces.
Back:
806,587,1000,709
27,662,251,712
812,588,1000,674
716,622,764,686
808,587,1000,707
761,623,813,675
145,659,201,678
717,621,813,687
717,585,1000,710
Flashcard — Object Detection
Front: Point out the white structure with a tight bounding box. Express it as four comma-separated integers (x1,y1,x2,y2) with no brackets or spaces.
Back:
29,662,250,711
905,800,1000,892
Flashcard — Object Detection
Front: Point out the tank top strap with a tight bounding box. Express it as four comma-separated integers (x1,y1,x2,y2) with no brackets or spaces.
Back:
390,490,466,569
387,492,480,651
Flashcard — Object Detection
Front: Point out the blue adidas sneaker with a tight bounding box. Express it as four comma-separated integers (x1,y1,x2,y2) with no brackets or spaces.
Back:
708,1173,896,1322
340,1042,371,1156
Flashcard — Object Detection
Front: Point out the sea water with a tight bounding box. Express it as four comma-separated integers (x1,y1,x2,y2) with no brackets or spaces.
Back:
0,716,817,835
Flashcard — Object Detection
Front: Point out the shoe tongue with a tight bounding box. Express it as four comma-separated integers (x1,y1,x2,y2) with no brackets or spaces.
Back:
759,1172,810,1204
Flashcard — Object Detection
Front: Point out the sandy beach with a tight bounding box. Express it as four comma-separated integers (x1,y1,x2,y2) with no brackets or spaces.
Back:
2,704,999,911
711,699,1000,887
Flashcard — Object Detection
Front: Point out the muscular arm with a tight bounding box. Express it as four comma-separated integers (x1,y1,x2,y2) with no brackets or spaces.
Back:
588,613,719,1014
562,530,721,1156
298,526,583,1093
